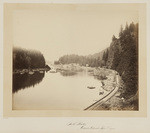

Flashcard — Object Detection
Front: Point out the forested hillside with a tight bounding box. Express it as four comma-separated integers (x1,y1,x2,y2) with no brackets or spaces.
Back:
56,22,138,99
13,47,46,70
107,22,138,99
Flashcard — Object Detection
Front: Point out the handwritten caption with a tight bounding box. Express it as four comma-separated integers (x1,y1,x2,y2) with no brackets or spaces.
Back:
67,122,114,130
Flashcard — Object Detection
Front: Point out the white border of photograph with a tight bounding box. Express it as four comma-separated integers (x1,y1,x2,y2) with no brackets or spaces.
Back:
0,0,150,133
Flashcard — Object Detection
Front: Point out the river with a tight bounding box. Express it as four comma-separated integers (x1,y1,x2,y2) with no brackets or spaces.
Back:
13,69,109,110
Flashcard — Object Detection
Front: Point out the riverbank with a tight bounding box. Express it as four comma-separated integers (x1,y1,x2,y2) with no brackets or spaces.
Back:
81,66,138,111
86,72,138,110
13,67,50,74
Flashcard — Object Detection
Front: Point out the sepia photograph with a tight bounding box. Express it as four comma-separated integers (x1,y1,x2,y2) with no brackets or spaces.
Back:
12,4,138,110
3,3,147,116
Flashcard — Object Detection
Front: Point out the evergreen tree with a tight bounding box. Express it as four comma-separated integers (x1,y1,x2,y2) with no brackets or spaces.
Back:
112,35,117,41
119,25,123,38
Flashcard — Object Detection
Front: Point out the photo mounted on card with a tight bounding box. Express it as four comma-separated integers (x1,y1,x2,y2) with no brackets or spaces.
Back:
3,3,147,117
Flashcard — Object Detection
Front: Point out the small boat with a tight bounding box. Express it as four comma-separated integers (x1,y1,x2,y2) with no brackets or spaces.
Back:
87,86,96,89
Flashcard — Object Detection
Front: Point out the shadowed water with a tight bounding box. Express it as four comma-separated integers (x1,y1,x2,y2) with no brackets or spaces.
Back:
13,71,45,93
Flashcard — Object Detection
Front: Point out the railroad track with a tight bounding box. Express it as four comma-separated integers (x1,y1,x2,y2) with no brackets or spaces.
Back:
84,75,119,110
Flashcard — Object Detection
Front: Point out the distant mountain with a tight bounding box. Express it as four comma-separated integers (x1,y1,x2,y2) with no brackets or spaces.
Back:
87,48,109,60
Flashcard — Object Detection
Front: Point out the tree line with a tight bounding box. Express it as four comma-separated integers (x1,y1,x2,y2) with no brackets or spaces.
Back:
55,53,108,67
13,47,46,70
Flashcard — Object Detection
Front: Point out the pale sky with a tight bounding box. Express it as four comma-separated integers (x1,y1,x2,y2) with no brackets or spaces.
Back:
12,4,138,62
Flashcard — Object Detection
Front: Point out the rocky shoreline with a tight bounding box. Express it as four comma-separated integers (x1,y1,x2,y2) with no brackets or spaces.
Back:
13,65,51,74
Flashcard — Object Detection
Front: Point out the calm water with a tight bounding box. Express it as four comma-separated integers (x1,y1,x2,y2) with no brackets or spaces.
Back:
13,70,108,110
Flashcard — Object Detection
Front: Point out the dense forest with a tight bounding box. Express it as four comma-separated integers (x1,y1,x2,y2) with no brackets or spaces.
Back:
110,22,138,99
55,22,138,99
13,47,46,70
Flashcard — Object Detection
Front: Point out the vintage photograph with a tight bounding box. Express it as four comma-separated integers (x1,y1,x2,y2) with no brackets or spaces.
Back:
9,4,139,111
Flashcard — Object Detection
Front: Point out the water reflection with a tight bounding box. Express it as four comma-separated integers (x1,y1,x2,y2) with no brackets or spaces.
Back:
13,71,45,93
